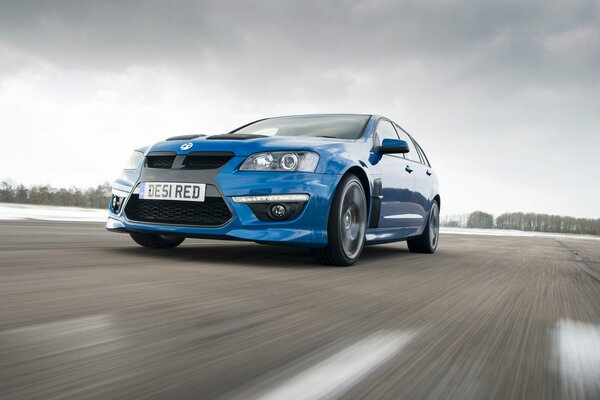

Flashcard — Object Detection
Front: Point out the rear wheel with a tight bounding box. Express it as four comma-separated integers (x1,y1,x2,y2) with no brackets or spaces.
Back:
130,232,185,249
313,175,367,266
407,201,439,253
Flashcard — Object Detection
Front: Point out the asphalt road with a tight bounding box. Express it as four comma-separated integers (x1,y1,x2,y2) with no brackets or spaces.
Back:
1,221,599,400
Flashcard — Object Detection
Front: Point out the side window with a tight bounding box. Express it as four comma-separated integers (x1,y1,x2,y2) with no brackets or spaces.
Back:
393,125,420,163
375,120,399,146
415,141,431,167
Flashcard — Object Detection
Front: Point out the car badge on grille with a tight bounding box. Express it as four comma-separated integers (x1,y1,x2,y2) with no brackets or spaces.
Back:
180,142,193,150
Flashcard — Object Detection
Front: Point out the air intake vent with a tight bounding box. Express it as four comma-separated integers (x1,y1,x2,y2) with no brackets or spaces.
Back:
182,152,233,170
124,195,232,226
146,153,176,169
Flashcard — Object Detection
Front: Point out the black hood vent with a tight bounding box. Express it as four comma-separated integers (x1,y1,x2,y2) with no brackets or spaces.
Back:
166,134,206,141
206,134,266,140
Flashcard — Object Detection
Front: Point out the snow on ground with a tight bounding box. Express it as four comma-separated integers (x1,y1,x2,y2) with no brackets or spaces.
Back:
0,203,598,241
440,227,600,241
0,203,107,222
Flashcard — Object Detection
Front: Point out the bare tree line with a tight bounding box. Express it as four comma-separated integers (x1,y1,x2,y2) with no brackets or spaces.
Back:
443,211,600,236
1,180,111,209
2,180,599,236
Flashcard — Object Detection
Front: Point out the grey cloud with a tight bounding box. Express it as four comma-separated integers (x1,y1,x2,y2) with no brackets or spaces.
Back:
1,0,598,89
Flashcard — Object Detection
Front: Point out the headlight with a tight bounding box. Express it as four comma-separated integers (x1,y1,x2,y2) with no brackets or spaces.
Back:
239,151,319,172
124,151,144,170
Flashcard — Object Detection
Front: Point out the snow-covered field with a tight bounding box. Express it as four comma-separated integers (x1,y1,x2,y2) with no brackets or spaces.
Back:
0,203,107,222
440,227,600,240
1,203,598,241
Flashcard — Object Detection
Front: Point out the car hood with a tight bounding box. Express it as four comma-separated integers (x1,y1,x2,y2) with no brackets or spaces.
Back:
146,134,356,156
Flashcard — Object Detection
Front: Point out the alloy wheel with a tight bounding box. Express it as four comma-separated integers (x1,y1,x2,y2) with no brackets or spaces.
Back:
339,182,366,259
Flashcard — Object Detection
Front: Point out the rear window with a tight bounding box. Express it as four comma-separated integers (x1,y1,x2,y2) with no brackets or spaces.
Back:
231,115,371,140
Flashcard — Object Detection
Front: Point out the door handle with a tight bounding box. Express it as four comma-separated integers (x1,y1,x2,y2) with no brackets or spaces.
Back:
426,170,432,176
405,165,413,173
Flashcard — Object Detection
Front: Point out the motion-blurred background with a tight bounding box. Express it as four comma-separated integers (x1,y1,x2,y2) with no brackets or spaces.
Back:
1,0,599,219
1,2,599,400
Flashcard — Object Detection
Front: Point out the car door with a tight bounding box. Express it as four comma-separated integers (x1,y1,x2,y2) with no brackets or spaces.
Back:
394,125,431,227
373,120,417,228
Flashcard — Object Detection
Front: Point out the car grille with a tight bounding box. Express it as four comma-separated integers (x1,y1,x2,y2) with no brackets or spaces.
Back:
124,195,232,226
146,155,176,169
145,152,233,170
182,153,233,169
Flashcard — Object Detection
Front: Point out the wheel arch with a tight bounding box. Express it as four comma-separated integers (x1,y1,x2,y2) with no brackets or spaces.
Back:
316,167,370,266
433,194,441,210
342,166,371,211
330,165,379,229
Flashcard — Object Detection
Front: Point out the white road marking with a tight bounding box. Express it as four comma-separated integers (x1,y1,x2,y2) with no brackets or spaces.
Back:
0,315,118,356
252,330,415,400
554,319,600,398
1,314,113,336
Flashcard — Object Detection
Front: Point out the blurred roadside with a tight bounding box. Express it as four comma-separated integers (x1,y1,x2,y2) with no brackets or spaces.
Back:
0,203,106,222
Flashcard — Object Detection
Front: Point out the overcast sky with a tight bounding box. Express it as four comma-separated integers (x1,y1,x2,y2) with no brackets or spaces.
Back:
1,0,599,218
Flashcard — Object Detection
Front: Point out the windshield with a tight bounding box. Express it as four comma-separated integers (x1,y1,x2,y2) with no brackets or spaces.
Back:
231,115,371,140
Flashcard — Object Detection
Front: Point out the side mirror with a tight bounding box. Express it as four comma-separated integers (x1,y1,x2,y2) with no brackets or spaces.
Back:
376,138,409,154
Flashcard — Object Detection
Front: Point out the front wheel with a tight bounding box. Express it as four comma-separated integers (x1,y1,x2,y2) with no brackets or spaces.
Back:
130,232,185,249
407,201,439,253
313,175,367,266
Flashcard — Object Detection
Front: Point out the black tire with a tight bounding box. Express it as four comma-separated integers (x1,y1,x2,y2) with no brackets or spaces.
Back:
407,201,439,253
313,175,367,266
130,232,185,249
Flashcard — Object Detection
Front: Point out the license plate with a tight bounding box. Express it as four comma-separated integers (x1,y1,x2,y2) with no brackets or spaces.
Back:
139,182,206,202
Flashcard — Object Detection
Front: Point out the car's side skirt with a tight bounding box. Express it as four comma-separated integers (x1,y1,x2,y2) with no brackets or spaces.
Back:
365,226,423,245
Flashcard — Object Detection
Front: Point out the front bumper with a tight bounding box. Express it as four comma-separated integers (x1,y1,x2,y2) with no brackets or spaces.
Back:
107,169,340,247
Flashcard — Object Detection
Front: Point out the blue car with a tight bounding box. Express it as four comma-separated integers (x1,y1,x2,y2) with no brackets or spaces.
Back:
107,114,440,266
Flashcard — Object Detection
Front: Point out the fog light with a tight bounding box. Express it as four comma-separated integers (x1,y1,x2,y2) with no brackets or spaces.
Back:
269,203,287,219
247,201,304,221
111,195,123,213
